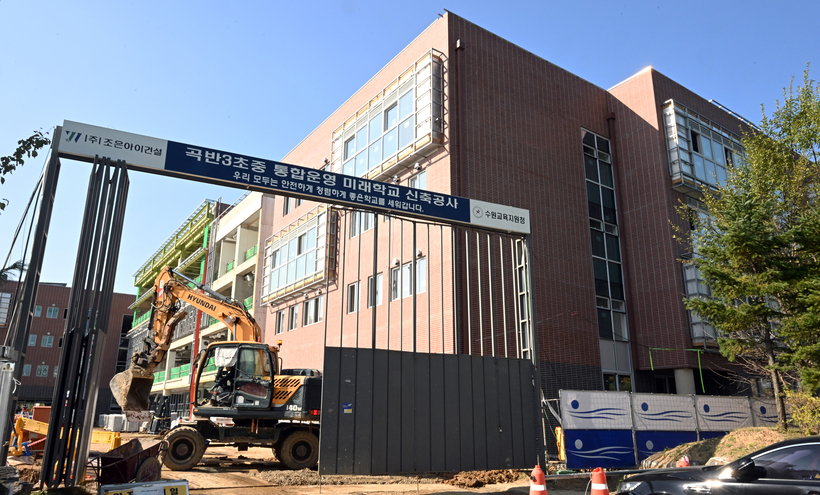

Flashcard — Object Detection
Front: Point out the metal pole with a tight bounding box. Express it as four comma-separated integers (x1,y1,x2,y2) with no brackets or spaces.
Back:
371,213,379,349
524,234,546,470
0,128,61,464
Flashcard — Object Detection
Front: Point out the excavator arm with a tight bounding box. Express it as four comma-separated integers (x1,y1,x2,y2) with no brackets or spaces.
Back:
111,266,261,412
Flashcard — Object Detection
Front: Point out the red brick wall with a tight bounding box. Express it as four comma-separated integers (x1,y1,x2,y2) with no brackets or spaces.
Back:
0,282,133,410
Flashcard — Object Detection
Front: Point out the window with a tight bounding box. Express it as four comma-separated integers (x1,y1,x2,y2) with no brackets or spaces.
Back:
585,129,628,344
34,305,42,318
347,282,360,313
283,197,292,216
350,211,375,238
0,293,12,326
275,310,286,335
53,365,59,377
303,296,324,326
344,137,355,160
265,211,327,297
328,55,443,177
41,335,53,348
288,306,298,331
36,365,48,377
28,335,37,347
409,171,426,190
22,364,31,376
603,373,632,392
368,273,383,307
390,259,426,300
663,101,743,192
46,306,59,318
752,445,820,480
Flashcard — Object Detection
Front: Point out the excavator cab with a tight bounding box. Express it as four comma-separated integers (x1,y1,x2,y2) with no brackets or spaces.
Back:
195,343,276,412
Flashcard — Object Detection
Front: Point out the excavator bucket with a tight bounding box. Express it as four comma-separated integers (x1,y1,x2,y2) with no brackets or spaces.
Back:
110,368,154,411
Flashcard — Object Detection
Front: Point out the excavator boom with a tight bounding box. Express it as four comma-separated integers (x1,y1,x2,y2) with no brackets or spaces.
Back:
111,266,261,412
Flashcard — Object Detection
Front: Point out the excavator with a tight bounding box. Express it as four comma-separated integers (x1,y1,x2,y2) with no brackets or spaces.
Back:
110,266,322,470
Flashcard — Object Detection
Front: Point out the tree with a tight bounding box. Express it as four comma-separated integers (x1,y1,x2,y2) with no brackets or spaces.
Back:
0,260,26,284
1,130,51,214
680,67,820,431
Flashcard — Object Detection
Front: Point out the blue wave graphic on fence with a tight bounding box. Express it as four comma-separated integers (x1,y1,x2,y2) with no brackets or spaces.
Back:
636,409,693,422
567,407,628,420
700,411,749,423
567,445,634,461
754,405,778,424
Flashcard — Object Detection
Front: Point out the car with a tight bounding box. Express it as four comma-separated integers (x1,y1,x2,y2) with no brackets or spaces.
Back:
616,435,820,494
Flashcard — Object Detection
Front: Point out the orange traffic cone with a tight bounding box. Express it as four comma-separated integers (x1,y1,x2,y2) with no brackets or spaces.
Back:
530,464,547,494
676,455,690,467
590,467,608,495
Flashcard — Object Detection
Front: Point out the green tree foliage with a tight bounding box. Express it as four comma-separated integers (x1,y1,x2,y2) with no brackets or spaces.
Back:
680,67,820,430
0,130,51,213
0,260,26,284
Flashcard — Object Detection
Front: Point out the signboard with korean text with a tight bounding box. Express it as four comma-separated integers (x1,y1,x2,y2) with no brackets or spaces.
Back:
58,121,530,234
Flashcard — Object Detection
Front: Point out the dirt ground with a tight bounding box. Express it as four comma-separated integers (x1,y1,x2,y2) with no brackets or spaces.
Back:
10,431,592,494
641,426,805,468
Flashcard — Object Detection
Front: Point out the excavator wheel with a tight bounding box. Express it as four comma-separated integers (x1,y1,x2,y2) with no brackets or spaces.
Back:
278,430,319,470
271,443,283,462
163,426,206,471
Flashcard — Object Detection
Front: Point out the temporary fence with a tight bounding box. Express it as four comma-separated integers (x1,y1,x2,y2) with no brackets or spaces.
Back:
558,390,778,469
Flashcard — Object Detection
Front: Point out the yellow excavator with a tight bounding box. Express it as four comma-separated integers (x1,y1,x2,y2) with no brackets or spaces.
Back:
110,266,321,470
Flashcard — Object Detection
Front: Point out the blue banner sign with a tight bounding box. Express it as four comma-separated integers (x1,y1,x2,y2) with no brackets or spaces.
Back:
58,121,530,234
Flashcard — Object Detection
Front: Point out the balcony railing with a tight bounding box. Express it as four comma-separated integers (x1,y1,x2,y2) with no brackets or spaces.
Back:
245,245,258,261
226,260,235,273
154,371,165,383
244,296,253,311
133,312,151,328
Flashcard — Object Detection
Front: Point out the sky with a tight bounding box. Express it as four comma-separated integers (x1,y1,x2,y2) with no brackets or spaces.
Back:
1,0,817,296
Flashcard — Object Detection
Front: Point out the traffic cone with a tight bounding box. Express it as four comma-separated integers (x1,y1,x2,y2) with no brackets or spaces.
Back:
590,467,608,495
676,455,690,467
529,464,547,494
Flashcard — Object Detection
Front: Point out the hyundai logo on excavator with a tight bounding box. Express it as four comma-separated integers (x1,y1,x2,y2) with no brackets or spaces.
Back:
185,293,216,312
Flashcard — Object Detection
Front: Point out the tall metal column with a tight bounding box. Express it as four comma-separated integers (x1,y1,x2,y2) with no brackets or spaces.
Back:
0,128,62,464
40,156,129,488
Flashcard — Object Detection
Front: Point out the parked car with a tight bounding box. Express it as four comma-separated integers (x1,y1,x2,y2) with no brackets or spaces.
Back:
616,436,820,494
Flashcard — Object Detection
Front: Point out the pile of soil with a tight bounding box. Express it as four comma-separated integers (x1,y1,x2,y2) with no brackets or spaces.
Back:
642,427,805,468
256,468,447,486
443,470,522,488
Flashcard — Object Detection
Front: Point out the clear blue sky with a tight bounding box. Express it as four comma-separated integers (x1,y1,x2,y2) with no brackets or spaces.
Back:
1,0,817,295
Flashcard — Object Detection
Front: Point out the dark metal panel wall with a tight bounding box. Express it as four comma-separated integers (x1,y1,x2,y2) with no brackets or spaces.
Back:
319,347,538,474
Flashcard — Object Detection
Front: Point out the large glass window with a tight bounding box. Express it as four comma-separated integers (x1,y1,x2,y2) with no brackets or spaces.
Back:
41,335,53,348
664,101,745,194
330,54,443,177
584,129,628,343
36,365,49,377
265,212,327,297
350,210,375,238
46,307,59,318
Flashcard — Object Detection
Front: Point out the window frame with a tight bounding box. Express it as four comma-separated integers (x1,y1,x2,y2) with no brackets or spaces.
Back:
22,364,31,376
347,282,360,314
46,306,59,319
288,306,298,331
36,365,49,377
41,335,53,348
368,273,383,308
275,309,286,335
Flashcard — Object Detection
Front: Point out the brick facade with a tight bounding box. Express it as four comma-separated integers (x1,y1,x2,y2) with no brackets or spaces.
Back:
255,12,756,396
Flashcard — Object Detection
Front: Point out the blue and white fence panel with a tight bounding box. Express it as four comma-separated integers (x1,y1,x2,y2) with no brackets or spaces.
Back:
632,393,698,462
560,391,635,469
559,390,777,469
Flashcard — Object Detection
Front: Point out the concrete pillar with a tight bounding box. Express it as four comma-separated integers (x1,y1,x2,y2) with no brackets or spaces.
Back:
675,368,696,395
